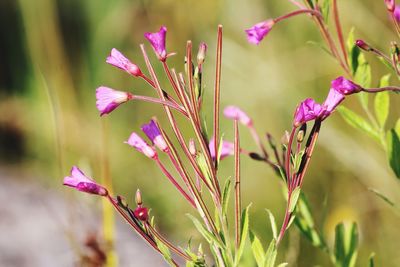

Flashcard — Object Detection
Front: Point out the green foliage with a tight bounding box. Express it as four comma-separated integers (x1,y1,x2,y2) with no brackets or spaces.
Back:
337,106,380,141
249,231,265,267
154,235,175,266
288,187,301,213
265,209,277,240
222,179,232,217
234,204,252,266
187,214,225,249
387,129,400,178
333,222,359,267
264,240,278,267
374,75,391,129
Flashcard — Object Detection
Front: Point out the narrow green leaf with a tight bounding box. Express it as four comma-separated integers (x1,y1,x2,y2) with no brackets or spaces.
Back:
347,28,360,74
369,253,375,267
387,129,400,178
186,214,224,249
368,188,395,206
222,178,232,217
348,223,359,267
333,222,359,267
337,106,380,141
234,203,252,266
374,74,391,128
265,209,277,240
320,0,330,21
264,239,277,267
288,187,301,213
154,236,175,266
249,231,265,267
395,119,400,136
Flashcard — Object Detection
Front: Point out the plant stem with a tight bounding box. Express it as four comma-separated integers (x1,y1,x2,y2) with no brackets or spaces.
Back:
234,120,241,249
155,158,196,208
362,86,400,93
133,95,188,116
213,25,223,170
332,0,349,69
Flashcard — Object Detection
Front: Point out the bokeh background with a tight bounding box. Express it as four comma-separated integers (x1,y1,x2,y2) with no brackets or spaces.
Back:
1,0,400,266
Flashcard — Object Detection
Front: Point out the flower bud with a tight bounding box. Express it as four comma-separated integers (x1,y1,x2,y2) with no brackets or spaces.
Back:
355,39,372,51
391,41,400,63
385,0,396,12
135,189,142,206
297,124,307,143
134,206,149,221
189,138,197,156
281,131,290,146
197,42,207,66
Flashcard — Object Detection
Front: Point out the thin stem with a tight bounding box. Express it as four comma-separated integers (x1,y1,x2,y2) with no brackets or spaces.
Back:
285,127,297,187
369,47,393,66
139,74,156,88
155,158,196,208
332,0,349,69
213,25,223,170
249,125,269,160
186,41,201,125
234,120,241,249
391,13,400,37
162,62,185,104
277,199,292,245
146,223,192,262
274,8,322,23
362,86,400,93
107,196,158,250
133,95,188,116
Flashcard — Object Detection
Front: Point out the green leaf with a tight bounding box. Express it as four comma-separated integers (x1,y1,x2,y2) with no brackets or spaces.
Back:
374,74,391,128
154,235,175,266
234,203,252,266
186,214,225,249
395,119,400,136
369,253,375,267
368,188,395,206
347,28,360,75
333,222,359,267
222,178,232,217
249,231,265,267
320,0,330,21
387,129,400,178
288,187,301,213
264,239,277,267
337,106,380,141
265,209,277,240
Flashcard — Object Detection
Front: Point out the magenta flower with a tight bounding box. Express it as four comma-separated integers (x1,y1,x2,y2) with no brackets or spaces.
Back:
331,76,362,95
355,39,371,51
386,0,396,12
134,206,149,221
96,86,132,116
223,106,252,126
245,19,275,45
126,132,157,159
144,26,167,61
322,88,345,114
141,120,168,152
293,98,323,127
106,48,142,77
63,166,108,196
208,137,234,160
394,5,400,22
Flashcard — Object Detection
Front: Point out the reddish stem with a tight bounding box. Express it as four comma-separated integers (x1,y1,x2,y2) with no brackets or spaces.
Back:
332,0,349,69
234,120,241,249
213,25,223,170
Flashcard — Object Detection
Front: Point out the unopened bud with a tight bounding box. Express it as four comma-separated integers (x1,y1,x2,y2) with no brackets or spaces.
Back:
281,131,290,146
355,39,372,51
135,189,142,206
385,0,396,12
391,41,400,62
266,133,276,149
134,206,149,221
197,42,208,66
297,130,304,143
189,138,197,156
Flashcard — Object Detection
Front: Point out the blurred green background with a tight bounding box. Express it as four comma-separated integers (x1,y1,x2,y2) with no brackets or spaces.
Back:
1,0,400,266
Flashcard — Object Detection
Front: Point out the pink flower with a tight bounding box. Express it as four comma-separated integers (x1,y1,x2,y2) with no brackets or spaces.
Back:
106,48,142,77
134,206,149,221
385,0,396,12
322,88,345,114
96,86,132,116
394,5,400,22
208,137,234,160
126,132,157,159
144,26,167,61
245,19,275,45
223,106,252,126
141,120,168,152
331,76,362,95
293,98,323,127
63,166,108,196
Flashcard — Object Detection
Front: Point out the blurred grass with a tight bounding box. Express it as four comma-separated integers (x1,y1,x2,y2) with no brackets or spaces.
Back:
1,0,400,265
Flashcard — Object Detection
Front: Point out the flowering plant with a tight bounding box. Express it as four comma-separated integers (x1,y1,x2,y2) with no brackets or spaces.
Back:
64,1,400,266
